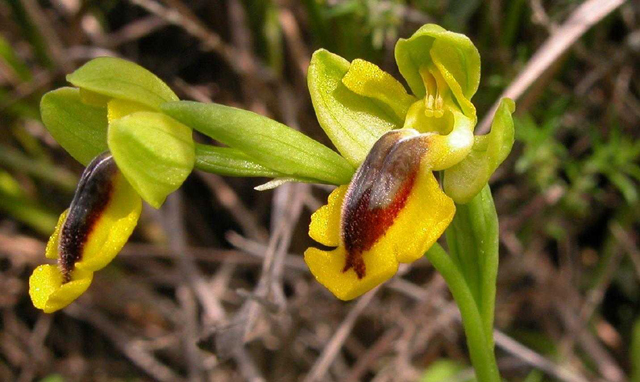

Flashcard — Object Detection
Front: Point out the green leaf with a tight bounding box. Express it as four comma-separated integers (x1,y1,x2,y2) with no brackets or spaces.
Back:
162,101,355,185
633,319,640,382
108,111,195,208
445,185,499,350
0,171,57,235
421,360,474,382
0,145,77,192
38,374,65,382
444,98,515,203
40,87,109,166
395,24,480,118
307,49,402,166
423,243,500,381
67,57,178,110
195,144,284,178
0,35,32,81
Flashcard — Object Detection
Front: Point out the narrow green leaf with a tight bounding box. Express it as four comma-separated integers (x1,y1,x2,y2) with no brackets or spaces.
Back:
67,57,178,110
5,0,53,68
0,171,57,235
108,111,195,208
633,319,640,382
423,243,500,381
195,144,284,178
444,98,515,203
421,360,474,382
307,49,401,166
162,101,355,185
445,185,499,350
0,146,77,192
0,89,39,120
40,87,109,166
0,35,32,81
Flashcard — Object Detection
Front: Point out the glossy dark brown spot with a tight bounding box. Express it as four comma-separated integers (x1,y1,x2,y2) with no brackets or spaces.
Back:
342,172,416,278
58,152,117,282
341,130,428,279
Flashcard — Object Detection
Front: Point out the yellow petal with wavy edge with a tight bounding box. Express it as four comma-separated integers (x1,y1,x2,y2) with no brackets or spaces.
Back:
342,59,416,120
304,245,398,301
309,185,347,247
74,172,142,272
107,98,151,122
29,265,93,313
383,169,455,263
45,209,68,260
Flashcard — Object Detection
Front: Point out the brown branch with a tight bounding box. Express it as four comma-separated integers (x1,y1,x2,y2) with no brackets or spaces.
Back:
477,0,627,134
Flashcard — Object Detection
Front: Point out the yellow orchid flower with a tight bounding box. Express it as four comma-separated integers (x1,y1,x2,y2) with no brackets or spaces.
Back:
29,153,141,313
32,58,196,313
304,129,456,300
303,25,515,300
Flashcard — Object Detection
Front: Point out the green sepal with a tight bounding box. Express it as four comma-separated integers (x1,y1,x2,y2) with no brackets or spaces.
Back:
307,49,402,166
107,111,195,208
445,185,499,350
161,101,355,185
67,57,178,110
195,144,284,178
395,24,480,118
444,98,515,203
40,87,109,166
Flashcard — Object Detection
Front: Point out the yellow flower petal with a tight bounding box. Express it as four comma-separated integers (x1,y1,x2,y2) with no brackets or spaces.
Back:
342,59,417,120
75,172,142,272
29,264,93,313
309,185,347,247
107,98,151,122
45,209,68,260
380,169,455,263
79,88,110,107
304,245,398,301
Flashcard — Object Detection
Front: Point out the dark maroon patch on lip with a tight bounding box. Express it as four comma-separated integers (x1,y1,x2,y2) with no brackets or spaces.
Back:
58,152,117,283
341,171,416,279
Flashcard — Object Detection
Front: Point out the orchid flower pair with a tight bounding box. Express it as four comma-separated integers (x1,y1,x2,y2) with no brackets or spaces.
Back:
29,24,514,313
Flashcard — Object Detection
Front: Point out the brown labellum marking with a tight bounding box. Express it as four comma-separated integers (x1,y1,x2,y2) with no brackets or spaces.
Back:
341,130,428,279
58,152,117,283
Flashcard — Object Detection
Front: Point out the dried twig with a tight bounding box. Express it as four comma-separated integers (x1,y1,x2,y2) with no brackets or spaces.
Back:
478,0,627,134
303,288,380,382
65,305,183,382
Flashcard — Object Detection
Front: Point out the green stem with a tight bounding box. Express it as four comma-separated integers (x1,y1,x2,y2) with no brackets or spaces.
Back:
425,243,501,382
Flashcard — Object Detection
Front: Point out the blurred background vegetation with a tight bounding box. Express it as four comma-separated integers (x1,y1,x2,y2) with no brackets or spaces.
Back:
0,0,639,381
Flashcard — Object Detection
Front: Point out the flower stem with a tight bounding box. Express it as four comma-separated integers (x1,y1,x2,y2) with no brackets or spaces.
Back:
425,243,501,382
